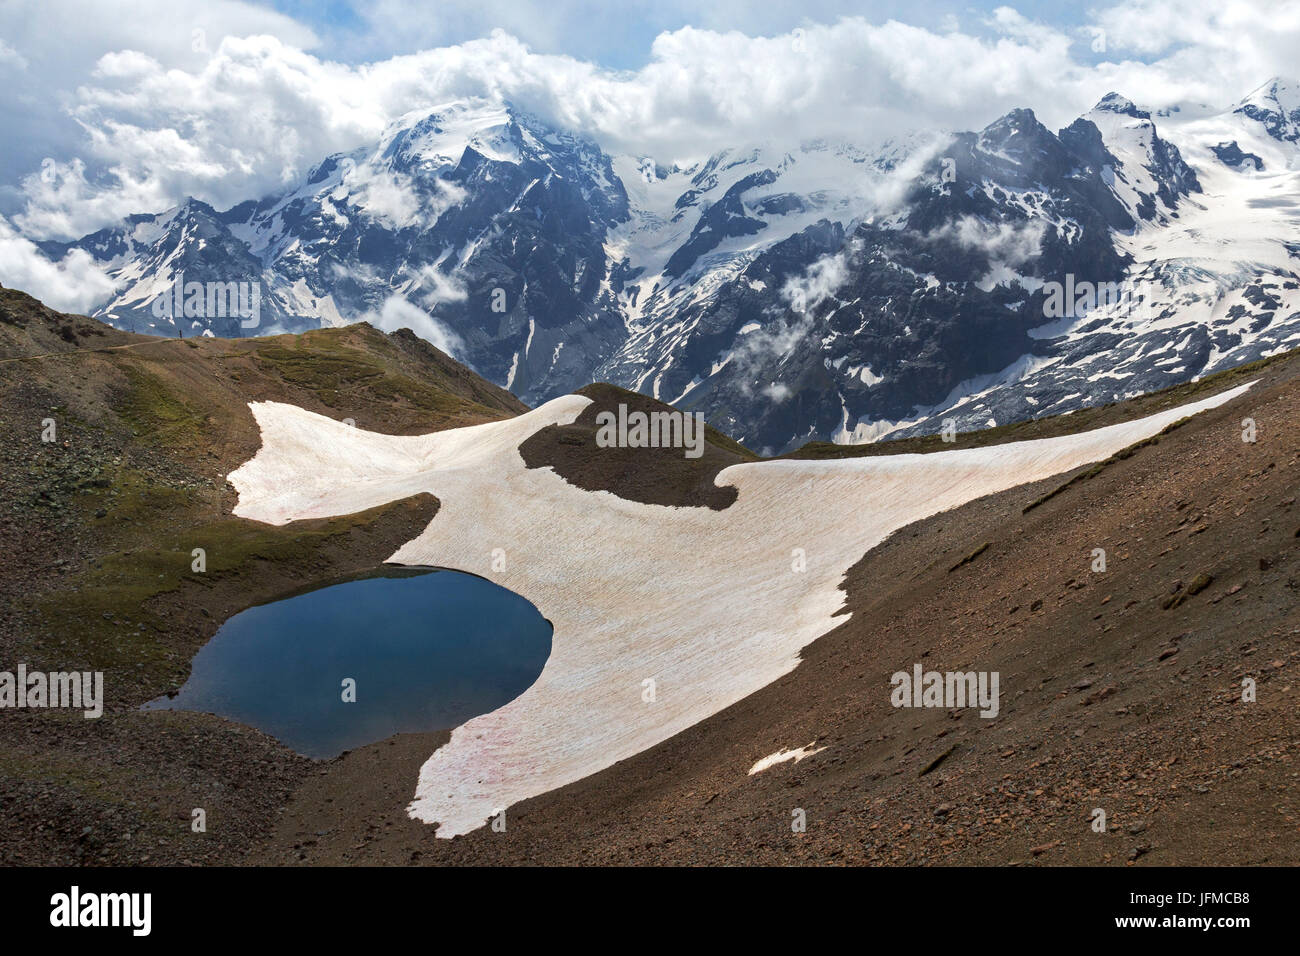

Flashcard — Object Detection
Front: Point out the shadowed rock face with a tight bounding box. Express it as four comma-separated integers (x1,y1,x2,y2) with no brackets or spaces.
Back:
1211,141,1265,170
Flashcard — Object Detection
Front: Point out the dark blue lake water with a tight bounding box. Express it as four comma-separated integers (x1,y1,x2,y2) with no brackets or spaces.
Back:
145,568,552,758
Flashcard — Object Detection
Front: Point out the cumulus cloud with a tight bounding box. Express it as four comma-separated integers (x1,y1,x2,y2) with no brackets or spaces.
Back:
781,240,862,313
726,311,816,403
348,167,468,231
413,265,469,309
2,1,1299,240
937,216,1044,258
362,294,464,357
0,214,119,312
16,157,188,242
927,215,1045,288
0,0,318,206
761,382,792,402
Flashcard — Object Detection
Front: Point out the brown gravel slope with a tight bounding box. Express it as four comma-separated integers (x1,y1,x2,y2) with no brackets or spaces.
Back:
263,355,1299,866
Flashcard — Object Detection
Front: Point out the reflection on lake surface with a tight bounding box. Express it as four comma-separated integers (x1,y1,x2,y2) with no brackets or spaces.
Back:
146,568,552,758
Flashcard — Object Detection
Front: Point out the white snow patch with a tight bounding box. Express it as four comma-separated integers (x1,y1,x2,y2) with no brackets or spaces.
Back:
748,743,826,775
227,382,1253,838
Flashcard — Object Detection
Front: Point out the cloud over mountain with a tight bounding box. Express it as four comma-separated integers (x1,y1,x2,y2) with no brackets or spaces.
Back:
5,2,1300,239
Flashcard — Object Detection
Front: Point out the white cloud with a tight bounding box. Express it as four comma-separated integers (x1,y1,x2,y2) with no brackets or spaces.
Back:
781,240,861,313
2,2,1299,240
362,294,464,357
348,166,468,231
1093,0,1300,57
927,215,1045,289
932,215,1044,263
762,382,793,402
413,266,469,309
0,214,119,312
16,156,195,241
728,311,816,401
0,0,318,204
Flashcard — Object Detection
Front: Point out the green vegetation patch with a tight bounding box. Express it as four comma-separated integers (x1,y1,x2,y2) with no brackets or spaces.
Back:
116,366,204,445
255,338,497,419
29,466,428,684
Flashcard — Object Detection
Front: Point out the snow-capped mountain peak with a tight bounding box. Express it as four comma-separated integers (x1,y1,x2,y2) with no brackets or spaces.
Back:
1093,92,1148,118
47,80,1300,453
1234,76,1300,143
1078,91,1200,225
